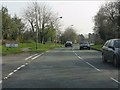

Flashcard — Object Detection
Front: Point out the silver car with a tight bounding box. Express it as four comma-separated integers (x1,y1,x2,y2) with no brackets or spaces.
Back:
102,39,120,67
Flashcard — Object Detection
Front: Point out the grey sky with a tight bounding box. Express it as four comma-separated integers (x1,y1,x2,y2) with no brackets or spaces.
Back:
1,1,107,35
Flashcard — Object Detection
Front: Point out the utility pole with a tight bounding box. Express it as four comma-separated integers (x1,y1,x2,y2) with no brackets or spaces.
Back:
35,3,39,49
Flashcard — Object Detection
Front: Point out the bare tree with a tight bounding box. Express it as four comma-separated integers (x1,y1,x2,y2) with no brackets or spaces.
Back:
23,2,60,44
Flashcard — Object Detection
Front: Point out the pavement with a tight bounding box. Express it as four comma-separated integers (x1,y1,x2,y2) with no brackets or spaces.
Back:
1,44,120,89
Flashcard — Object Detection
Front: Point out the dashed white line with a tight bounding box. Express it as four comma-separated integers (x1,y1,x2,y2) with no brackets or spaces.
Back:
25,63,28,65
4,77,8,80
17,67,21,70
110,77,120,84
13,69,18,73
85,62,101,72
20,65,25,68
3,52,45,81
25,54,38,60
8,72,14,76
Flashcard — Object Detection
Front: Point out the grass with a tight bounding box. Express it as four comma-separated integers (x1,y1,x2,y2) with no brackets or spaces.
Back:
1,42,63,56
91,44,103,51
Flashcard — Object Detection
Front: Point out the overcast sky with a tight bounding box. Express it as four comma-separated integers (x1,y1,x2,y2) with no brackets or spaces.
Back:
1,0,108,35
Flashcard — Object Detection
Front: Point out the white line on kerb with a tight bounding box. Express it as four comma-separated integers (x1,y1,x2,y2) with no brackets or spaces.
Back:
0,80,2,84
110,77,120,84
25,54,38,60
85,62,100,72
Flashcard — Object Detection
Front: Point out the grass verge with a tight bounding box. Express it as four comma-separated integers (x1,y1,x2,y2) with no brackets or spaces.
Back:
91,44,103,51
1,42,63,56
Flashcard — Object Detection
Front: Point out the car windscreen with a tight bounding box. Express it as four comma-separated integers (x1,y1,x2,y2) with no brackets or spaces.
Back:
114,40,120,48
66,41,72,44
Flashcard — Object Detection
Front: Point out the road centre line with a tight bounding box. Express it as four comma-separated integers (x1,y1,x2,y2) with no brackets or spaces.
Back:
25,54,38,60
110,77,120,84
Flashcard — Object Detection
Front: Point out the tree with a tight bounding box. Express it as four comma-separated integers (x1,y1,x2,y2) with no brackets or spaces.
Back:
2,6,25,41
60,27,77,44
2,6,11,40
23,2,60,44
94,1,120,42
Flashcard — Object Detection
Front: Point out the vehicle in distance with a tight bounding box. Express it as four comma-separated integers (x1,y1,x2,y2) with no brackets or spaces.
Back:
65,41,72,47
102,39,120,67
79,42,90,50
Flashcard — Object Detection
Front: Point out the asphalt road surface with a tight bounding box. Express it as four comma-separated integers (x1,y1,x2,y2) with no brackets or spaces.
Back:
1,44,120,89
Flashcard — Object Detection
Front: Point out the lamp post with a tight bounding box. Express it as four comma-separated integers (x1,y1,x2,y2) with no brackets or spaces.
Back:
52,17,62,43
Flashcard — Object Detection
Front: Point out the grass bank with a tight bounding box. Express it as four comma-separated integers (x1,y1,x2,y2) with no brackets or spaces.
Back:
1,42,63,56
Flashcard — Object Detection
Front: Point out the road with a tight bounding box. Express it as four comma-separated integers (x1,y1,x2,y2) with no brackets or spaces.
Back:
1,44,120,89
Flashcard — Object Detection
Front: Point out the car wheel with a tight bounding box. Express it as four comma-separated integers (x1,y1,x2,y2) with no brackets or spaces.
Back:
102,54,107,63
113,56,119,67
79,47,81,50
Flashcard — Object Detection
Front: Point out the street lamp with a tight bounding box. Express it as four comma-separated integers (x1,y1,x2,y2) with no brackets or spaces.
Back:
51,16,62,43
54,17,62,42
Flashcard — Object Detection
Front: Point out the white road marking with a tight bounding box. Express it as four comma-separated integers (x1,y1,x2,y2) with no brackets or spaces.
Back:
25,63,28,65
0,80,2,84
73,50,100,72
20,65,25,68
110,77,120,84
8,72,14,76
77,56,83,60
4,77,8,79
17,67,21,70
25,54,38,60
3,52,45,81
31,53,44,60
75,53,77,56
85,62,100,72
13,69,17,73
